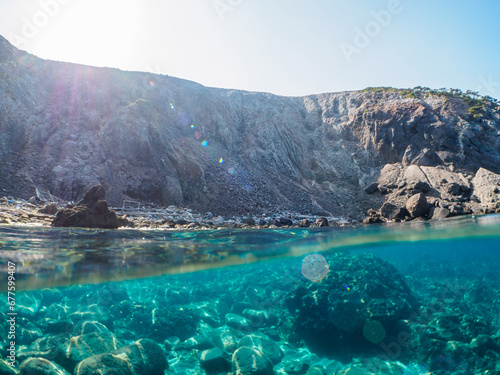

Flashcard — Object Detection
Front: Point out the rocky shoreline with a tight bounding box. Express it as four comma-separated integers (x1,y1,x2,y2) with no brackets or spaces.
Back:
0,195,345,231
3,161,500,231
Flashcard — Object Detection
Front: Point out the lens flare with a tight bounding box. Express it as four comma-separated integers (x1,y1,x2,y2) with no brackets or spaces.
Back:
301,254,329,282
190,124,195,128
149,81,155,86
170,103,175,110
201,140,208,147
219,158,224,163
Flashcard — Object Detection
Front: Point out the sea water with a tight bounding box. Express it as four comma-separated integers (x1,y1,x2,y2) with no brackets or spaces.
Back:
0,215,499,374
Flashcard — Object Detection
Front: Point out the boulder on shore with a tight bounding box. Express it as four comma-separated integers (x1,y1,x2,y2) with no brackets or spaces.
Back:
405,193,430,219
52,185,121,229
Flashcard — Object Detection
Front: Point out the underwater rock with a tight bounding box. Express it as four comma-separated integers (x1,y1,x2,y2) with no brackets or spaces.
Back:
19,358,70,375
198,308,221,327
150,306,197,341
17,292,42,319
18,322,43,346
406,192,430,218
52,185,120,229
54,332,123,372
42,321,74,335
180,333,215,351
470,334,497,357
0,359,19,375
72,321,113,336
199,347,232,373
39,289,63,305
74,338,167,375
284,360,310,375
306,365,327,375
68,304,112,328
41,304,68,323
163,337,180,352
242,309,276,328
225,313,254,333
237,333,283,365
232,346,273,375
213,327,238,353
285,253,416,357
17,334,70,362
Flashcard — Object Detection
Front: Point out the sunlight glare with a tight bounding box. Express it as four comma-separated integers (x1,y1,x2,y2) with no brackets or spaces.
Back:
35,0,142,69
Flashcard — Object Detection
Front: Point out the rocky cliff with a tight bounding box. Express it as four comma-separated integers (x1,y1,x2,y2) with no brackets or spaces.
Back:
1,35,499,221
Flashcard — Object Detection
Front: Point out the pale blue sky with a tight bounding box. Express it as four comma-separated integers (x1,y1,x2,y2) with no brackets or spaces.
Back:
1,0,499,98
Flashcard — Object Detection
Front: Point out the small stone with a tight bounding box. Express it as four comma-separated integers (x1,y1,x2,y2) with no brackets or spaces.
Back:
313,217,329,227
363,216,384,224
279,217,293,226
285,360,310,375
412,181,431,193
380,202,408,220
378,185,388,194
364,182,379,194
241,217,256,225
445,182,461,196
242,309,276,328
39,203,58,215
298,219,311,227
430,207,450,220
406,193,430,218
449,204,464,216
164,337,180,351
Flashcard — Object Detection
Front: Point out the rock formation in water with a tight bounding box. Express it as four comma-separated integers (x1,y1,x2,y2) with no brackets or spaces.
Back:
1,35,499,221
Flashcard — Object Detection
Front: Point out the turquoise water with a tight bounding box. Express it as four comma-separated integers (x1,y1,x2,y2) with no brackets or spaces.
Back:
1,215,499,373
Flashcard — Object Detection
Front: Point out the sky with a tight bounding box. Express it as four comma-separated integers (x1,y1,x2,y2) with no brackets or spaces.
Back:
0,0,499,98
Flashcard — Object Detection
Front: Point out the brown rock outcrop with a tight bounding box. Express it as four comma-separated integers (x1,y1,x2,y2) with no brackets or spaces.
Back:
52,185,120,229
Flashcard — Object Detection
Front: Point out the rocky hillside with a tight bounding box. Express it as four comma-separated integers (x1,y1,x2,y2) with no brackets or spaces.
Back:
1,35,499,221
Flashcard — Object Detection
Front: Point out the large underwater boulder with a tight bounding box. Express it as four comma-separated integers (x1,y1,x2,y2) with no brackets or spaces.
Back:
285,253,416,358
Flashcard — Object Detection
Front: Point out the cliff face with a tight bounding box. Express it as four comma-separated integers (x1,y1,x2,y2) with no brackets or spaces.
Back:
1,35,499,220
